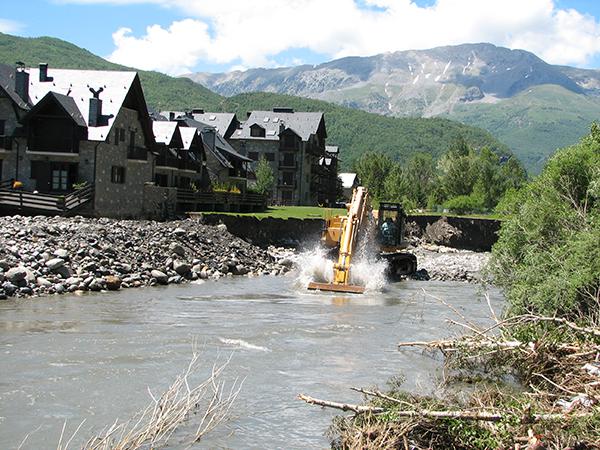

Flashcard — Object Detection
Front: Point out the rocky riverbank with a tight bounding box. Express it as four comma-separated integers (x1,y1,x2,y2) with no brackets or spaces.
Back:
410,244,490,282
0,216,293,300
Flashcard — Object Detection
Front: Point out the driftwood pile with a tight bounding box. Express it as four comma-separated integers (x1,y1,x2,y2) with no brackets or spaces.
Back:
299,302,600,449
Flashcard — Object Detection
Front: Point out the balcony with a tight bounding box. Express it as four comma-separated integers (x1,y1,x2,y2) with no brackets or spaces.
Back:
127,146,147,161
228,168,248,179
277,179,296,189
178,159,201,172
278,160,296,169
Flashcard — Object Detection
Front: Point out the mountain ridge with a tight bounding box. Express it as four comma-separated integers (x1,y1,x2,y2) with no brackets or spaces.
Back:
185,42,600,172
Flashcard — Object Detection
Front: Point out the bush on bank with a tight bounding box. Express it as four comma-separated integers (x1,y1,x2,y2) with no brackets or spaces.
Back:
490,127,600,319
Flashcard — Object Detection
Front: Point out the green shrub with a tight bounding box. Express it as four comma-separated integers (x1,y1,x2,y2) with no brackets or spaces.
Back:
490,128,600,318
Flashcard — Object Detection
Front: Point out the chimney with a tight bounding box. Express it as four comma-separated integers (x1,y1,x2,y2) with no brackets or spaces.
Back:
246,111,252,119
88,87,104,127
192,108,204,114
39,63,53,82
185,111,193,118
15,63,29,103
169,112,175,121
202,128,216,150
273,107,294,113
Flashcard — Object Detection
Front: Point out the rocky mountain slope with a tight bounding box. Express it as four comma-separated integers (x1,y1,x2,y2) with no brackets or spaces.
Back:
187,43,600,173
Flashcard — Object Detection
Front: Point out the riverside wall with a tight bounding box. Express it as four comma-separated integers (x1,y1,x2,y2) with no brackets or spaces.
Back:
197,214,501,251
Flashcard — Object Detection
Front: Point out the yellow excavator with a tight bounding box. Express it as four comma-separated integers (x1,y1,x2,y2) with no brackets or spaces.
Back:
308,187,417,294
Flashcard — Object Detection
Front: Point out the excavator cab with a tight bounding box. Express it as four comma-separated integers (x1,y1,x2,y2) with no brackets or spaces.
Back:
377,202,406,250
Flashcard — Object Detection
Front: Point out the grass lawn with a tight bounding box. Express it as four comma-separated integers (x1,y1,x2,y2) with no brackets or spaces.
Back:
201,206,347,220
199,207,504,221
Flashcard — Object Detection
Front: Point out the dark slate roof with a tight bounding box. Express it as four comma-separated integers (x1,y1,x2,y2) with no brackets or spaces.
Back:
48,92,87,127
189,112,236,136
231,110,324,141
23,91,87,127
176,117,251,163
0,63,30,110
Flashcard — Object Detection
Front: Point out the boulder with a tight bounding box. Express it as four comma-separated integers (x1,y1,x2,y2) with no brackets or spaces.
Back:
151,269,169,285
169,243,186,257
53,249,69,259
104,275,122,291
173,260,191,276
46,258,65,270
6,267,27,283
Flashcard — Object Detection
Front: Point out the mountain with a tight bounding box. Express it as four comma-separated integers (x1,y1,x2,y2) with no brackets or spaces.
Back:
0,33,510,170
186,43,600,173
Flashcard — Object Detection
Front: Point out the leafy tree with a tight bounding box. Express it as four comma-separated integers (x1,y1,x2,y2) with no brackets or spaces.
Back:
254,156,274,197
490,128,600,318
354,152,393,201
404,152,437,207
383,164,410,203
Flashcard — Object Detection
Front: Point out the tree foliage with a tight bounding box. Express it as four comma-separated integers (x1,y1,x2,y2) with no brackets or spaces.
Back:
490,126,600,318
354,141,526,212
254,156,274,197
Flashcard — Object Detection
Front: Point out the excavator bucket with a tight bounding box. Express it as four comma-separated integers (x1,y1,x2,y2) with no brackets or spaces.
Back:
307,281,366,294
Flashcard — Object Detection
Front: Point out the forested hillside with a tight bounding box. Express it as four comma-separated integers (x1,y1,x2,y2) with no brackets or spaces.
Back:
0,32,224,110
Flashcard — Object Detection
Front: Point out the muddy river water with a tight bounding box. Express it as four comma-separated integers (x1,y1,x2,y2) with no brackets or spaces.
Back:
0,274,503,449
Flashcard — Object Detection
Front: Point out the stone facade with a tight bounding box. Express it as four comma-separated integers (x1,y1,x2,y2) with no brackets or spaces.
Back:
232,138,317,205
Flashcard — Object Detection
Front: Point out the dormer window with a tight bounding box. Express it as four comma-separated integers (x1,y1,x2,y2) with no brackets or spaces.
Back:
250,124,265,138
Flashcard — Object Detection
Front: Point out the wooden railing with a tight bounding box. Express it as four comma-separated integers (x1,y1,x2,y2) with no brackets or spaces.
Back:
0,182,94,214
0,178,14,190
177,189,266,210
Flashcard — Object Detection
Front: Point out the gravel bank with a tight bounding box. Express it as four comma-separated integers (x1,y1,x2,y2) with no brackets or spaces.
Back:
411,243,490,283
0,216,293,299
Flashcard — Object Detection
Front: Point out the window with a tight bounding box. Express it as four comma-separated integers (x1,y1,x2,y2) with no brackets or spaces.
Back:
129,130,135,149
52,168,68,191
0,119,5,136
265,152,275,161
282,171,294,186
111,166,126,184
281,133,298,149
250,124,265,138
248,151,259,161
114,128,120,145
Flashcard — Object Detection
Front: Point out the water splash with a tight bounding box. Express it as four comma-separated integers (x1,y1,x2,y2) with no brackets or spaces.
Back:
294,217,388,293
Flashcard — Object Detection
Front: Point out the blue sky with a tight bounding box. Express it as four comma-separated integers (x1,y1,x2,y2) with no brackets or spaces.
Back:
2,0,600,75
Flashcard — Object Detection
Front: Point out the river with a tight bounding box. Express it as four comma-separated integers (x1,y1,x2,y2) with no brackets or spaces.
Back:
0,274,503,449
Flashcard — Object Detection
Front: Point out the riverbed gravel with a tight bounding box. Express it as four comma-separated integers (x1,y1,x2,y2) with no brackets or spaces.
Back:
410,243,490,283
0,215,292,299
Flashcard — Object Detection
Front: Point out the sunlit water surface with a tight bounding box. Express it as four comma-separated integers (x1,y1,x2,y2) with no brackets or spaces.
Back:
0,273,503,449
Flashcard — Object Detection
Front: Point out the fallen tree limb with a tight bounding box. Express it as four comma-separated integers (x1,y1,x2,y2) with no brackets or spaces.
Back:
298,394,384,414
397,338,527,351
298,393,593,423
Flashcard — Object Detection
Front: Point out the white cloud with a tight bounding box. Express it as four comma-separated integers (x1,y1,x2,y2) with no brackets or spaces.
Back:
0,18,23,34
97,0,600,74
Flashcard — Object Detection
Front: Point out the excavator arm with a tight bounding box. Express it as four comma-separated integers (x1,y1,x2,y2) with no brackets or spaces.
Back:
308,187,370,294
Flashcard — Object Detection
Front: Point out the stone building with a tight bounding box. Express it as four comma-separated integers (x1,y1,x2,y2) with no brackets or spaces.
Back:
152,121,206,190
228,108,330,205
0,63,169,218
169,114,251,192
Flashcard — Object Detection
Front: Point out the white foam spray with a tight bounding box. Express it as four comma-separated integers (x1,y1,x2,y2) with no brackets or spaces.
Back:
295,214,388,293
